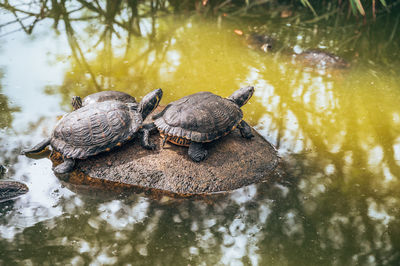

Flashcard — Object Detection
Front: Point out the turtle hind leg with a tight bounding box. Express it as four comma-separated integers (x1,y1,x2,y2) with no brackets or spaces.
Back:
237,120,254,139
139,124,156,150
21,138,51,155
53,158,75,174
188,142,208,162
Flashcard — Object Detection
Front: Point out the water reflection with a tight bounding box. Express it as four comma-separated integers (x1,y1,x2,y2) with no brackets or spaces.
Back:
0,69,20,129
0,0,400,265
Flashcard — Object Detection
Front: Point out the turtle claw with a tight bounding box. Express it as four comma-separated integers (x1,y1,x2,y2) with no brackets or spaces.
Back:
188,142,208,162
190,150,208,162
143,143,156,150
241,130,254,139
53,158,75,174
238,120,254,139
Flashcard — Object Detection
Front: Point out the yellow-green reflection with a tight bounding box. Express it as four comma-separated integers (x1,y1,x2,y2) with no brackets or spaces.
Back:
0,69,20,128
56,15,400,182
57,18,260,121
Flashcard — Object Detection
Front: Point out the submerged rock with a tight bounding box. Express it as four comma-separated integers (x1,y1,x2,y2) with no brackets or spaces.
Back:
294,49,350,69
50,107,280,197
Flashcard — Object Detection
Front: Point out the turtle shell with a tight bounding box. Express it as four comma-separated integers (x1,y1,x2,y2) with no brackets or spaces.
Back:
296,50,350,69
0,180,29,202
51,101,142,159
82,91,136,107
154,92,242,144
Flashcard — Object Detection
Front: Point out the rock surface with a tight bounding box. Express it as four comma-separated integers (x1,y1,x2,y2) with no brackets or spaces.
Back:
51,108,280,197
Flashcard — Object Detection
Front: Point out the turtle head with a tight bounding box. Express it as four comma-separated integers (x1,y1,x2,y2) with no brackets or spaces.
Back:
71,96,82,111
139,88,163,119
247,34,274,52
227,86,254,107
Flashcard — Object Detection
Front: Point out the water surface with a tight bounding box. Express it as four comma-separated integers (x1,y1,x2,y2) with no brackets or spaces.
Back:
0,2,400,265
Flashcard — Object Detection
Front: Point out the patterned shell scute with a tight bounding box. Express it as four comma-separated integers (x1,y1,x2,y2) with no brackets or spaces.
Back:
51,101,142,159
83,91,136,106
155,92,243,142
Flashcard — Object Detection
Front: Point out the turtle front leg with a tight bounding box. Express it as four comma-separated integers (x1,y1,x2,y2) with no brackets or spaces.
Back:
237,120,254,139
188,142,208,162
21,138,51,155
142,122,158,134
139,123,157,150
53,158,75,174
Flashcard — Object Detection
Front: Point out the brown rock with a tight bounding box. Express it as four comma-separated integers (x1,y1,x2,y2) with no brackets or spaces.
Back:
50,107,280,197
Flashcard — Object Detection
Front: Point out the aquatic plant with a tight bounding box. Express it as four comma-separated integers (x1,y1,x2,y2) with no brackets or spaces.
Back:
298,0,394,21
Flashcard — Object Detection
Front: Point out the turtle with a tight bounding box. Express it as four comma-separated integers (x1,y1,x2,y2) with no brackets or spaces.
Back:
152,86,255,162
22,88,163,174
245,33,275,52
235,30,350,70
0,165,29,202
71,90,136,111
0,180,29,203
234,30,275,53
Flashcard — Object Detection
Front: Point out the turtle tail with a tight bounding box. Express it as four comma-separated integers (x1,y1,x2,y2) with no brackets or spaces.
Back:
21,138,51,155
152,104,171,120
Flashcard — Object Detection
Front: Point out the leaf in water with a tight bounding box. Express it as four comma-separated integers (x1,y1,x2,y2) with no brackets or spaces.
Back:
234,29,243,36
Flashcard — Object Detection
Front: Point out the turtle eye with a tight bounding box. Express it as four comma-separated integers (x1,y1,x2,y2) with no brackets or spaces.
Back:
261,44,272,52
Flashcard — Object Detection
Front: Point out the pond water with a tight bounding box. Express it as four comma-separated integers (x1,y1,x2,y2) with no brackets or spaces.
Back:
1,2,400,265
